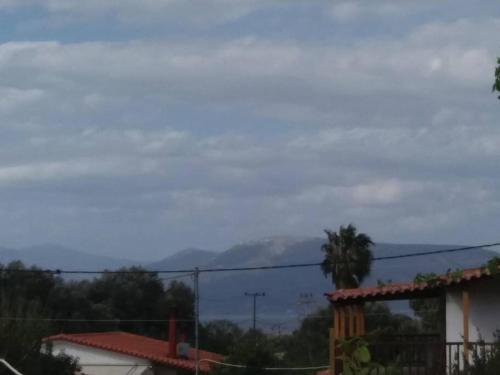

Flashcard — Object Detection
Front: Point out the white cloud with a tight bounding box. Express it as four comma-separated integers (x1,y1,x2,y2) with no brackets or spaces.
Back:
329,0,437,22
28,0,273,27
0,17,497,131
0,87,45,114
0,4,499,255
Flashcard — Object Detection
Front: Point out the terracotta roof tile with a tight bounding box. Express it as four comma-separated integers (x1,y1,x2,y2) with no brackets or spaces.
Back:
45,332,223,373
325,266,490,303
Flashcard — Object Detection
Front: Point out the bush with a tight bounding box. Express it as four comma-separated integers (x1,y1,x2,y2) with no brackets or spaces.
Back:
453,334,500,375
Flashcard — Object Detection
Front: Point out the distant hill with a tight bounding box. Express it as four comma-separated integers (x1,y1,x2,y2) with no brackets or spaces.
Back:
0,244,134,272
1,238,496,331
148,248,217,270
147,237,498,329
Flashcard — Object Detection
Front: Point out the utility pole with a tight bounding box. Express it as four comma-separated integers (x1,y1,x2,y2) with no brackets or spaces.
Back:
194,267,200,375
244,292,265,330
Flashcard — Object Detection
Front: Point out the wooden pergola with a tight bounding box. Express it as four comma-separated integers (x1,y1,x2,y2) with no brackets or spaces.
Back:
329,304,366,375
327,276,477,375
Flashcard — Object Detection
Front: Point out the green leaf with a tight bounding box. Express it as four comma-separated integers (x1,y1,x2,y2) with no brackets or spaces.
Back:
354,346,371,363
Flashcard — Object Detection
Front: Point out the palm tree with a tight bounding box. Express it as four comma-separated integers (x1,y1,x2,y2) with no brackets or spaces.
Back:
321,224,374,289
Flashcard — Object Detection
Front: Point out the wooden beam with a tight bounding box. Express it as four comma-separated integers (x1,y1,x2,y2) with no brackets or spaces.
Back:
348,306,355,337
333,307,339,337
329,327,336,375
463,290,470,363
354,305,362,336
358,304,365,336
339,307,345,338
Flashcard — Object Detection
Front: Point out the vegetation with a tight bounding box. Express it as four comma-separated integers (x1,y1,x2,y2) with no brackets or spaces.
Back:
452,333,500,374
321,224,374,289
365,302,420,335
0,293,80,375
413,272,441,287
200,320,244,355
211,329,282,375
0,261,195,374
283,307,331,367
9,253,500,374
482,257,500,276
336,336,401,375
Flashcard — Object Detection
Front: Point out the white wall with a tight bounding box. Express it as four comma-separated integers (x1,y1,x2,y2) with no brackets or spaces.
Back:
445,278,500,371
446,278,500,343
50,341,153,375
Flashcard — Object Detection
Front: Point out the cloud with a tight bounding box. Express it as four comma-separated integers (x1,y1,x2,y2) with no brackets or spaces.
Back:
0,17,498,132
328,0,438,22
0,88,45,114
0,5,499,257
0,0,273,28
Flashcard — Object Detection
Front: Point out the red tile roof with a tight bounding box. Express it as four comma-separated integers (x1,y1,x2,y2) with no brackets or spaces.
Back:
45,332,223,373
325,267,488,303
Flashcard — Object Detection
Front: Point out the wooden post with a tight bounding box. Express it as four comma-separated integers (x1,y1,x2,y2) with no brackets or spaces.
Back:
330,306,339,375
463,290,470,364
329,327,336,375
354,305,361,336
339,306,346,338
356,304,365,336
348,306,355,337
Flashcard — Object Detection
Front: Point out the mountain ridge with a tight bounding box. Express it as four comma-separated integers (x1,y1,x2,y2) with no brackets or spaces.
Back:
0,238,496,329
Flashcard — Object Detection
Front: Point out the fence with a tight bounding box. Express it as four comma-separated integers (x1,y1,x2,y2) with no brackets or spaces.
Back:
369,334,445,375
364,335,497,375
446,341,496,375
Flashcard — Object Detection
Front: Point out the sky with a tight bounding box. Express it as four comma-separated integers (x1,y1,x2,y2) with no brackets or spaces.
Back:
0,0,499,261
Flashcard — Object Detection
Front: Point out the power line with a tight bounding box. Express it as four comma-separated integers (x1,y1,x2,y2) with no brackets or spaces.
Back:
372,242,500,261
200,359,329,371
0,241,499,275
159,272,194,281
0,317,195,322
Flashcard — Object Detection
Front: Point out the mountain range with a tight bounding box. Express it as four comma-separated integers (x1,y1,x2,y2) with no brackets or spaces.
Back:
0,237,496,330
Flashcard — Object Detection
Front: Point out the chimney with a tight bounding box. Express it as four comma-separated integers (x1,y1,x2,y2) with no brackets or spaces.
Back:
168,314,177,358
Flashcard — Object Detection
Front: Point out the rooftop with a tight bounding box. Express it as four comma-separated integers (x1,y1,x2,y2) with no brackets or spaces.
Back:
325,266,489,304
45,332,223,373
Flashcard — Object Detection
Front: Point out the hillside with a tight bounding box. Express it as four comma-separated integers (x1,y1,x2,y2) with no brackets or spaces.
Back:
1,239,496,330
0,244,135,272
148,237,498,329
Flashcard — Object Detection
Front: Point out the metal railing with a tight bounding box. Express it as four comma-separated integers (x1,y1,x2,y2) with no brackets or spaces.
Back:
369,335,445,375
446,341,497,375
363,338,497,375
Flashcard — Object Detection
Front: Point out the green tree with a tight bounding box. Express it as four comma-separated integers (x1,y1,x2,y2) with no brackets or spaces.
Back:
283,307,330,367
364,302,419,335
212,330,281,375
409,298,442,333
321,224,374,289
163,280,195,339
494,57,500,99
43,266,194,339
0,293,79,375
200,320,243,355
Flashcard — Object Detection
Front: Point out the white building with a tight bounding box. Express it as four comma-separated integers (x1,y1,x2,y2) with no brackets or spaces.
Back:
44,332,223,375
325,265,500,374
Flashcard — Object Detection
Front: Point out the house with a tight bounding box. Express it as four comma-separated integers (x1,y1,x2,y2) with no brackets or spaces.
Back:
44,331,223,375
324,265,500,374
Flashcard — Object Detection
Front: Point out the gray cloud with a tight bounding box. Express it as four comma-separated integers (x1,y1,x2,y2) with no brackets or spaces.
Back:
0,4,499,259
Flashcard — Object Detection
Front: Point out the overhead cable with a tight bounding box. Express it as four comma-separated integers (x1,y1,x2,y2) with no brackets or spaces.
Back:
1,241,499,275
